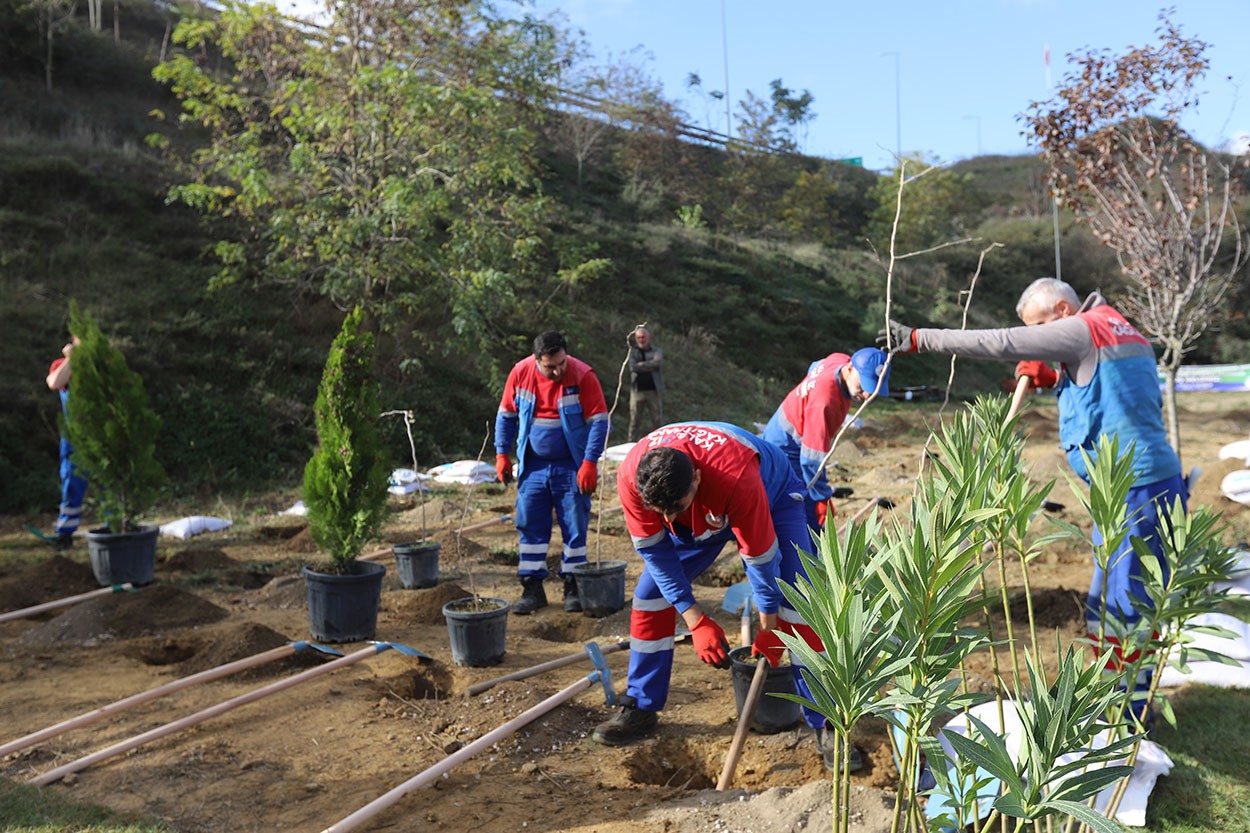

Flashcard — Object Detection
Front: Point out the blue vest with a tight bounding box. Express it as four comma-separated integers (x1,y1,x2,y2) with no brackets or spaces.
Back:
505,356,608,479
1056,306,1180,486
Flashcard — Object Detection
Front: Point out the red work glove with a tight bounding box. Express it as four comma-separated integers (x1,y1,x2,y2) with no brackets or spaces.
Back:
690,614,732,669
495,453,513,485
751,627,785,668
577,459,598,494
1015,360,1059,389
814,499,830,527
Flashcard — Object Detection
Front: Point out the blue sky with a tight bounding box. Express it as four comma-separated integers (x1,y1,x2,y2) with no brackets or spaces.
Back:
524,0,1250,172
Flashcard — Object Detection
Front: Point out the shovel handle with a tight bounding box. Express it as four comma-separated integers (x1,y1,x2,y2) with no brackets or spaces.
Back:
717,658,770,790
1007,375,1031,423
836,495,884,537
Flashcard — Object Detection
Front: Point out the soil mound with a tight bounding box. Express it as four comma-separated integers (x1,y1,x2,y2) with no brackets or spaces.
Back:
175,621,326,677
256,523,306,540
162,549,274,590
19,584,229,645
0,555,98,612
430,530,491,562
163,548,239,572
249,573,306,608
384,582,470,625
280,528,320,554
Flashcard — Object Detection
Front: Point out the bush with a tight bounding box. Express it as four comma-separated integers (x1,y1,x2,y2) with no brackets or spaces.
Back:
63,302,166,532
302,308,389,572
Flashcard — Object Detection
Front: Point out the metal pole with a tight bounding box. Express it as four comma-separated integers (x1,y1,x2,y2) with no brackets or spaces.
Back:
1052,199,1063,280
1046,42,1062,280
882,52,901,159
720,0,732,140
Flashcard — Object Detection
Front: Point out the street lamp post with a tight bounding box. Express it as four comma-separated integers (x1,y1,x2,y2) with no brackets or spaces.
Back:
882,51,901,161
720,0,732,141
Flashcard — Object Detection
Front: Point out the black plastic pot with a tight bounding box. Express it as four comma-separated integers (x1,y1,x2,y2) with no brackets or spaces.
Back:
569,560,627,618
443,596,510,666
393,541,440,589
86,525,158,587
729,646,800,733
303,560,387,643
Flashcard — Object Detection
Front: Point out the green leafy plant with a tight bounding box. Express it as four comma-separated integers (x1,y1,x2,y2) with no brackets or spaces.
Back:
303,307,389,574
673,203,705,230
62,302,166,533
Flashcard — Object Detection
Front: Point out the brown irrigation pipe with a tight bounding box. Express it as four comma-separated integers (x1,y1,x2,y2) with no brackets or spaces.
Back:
716,658,770,790
320,671,608,833
0,583,134,624
468,639,629,696
359,516,513,564
0,641,335,759
454,514,512,535
465,632,688,697
28,644,395,786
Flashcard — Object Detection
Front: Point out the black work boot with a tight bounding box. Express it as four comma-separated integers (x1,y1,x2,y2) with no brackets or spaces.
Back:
512,576,548,615
562,576,582,613
591,696,658,746
817,725,863,773
53,533,74,553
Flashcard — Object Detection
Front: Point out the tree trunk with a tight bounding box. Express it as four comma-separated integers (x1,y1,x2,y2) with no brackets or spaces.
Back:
1161,363,1181,464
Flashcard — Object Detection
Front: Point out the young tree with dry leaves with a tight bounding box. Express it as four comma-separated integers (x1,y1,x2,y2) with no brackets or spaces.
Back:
1023,13,1248,456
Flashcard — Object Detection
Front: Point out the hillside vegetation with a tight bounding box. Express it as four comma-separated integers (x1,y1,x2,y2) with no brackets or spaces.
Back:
2,0,1247,516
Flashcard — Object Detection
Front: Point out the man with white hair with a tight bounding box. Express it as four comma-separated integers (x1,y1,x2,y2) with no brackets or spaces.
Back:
886,277,1186,721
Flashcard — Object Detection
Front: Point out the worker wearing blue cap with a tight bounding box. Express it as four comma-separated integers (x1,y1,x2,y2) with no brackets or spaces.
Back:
762,347,890,533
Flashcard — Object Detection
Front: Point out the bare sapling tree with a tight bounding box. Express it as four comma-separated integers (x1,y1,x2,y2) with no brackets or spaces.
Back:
1024,12,1249,457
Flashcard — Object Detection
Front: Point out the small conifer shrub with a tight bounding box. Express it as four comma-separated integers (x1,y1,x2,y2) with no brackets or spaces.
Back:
303,307,389,573
63,302,166,534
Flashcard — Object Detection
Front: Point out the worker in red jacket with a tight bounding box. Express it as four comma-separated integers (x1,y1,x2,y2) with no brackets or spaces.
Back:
495,331,610,614
46,336,87,551
592,421,841,770
762,347,890,533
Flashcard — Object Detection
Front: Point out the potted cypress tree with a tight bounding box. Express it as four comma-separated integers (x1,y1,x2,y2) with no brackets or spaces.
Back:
301,307,391,643
62,303,167,587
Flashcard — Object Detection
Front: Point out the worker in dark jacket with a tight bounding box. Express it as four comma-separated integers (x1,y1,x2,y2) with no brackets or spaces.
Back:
627,326,664,442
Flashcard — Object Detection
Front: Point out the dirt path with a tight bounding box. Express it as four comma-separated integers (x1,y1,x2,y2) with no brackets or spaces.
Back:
2,393,1248,833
